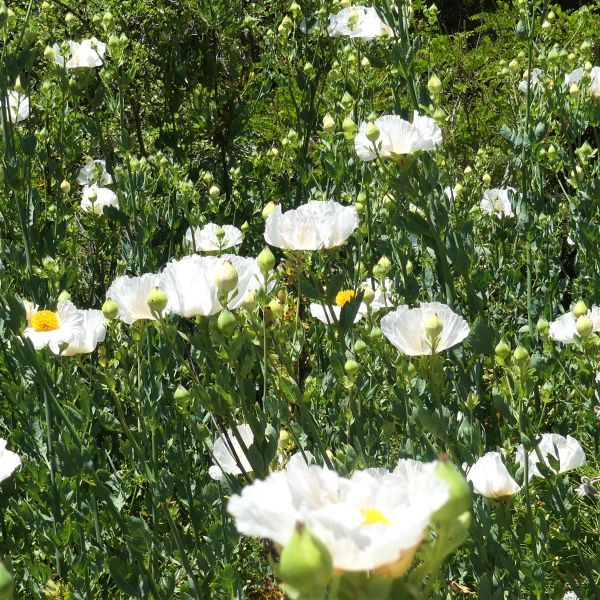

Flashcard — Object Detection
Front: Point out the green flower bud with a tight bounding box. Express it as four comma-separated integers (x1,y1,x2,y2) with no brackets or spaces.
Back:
202,171,214,185
424,313,443,339
217,308,237,332
377,255,391,273
279,526,333,594
362,284,375,306
322,112,335,134
536,317,549,335
268,297,284,318
241,290,256,311
576,315,593,338
508,59,519,73
340,91,353,109
147,287,168,314
102,11,114,29
102,299,119,320
369,326,382,339
569,83,580,97
427,74,443,97
65,12,76,25
173,385,191,411
262,201,277,219
354,202,364,215
453,183,464,197
513,344,529,366
14,76,25,94
433,459,471,524
463,165,473,175
257,247,276,274
573,300,588,318
365,121,380,142
44,45,55,61
482,173,492,185
354,339,367,355
405,260,414,275
278,429,290,450
495,340,511,361
214,260,238,292
215,226,226,240
342,116,356,138
60,179,71,194
241,221,250,234
361,56,371,69
344,359,360,377
209,185,220,199
58,290,71,303
547,144,557,159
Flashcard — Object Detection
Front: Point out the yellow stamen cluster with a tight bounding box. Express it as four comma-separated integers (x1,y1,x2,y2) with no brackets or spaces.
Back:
335,289,356,308
31,310,60,332
361,507,390,527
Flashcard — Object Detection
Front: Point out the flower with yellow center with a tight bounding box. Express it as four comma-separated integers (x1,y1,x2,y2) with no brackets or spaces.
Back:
335,289,356,308
31,310,60,332
23,301,84,353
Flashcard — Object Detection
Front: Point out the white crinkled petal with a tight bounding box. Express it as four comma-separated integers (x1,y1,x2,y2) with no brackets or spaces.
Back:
466,451,520,499
106,273,164,324
549,312,578,344
186,223,243,252
0,439,21,483
210,424,254,479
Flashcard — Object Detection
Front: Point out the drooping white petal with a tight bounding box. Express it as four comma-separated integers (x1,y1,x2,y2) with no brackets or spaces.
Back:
5,91,30,123
209,424,254,480
61,309,107,356
309,303,365,324
0,439,21,483
518,68,542,93
565,66,600,97
106,273,164,324
55,39,106,69
480,188,515,218
465,452,520,499
548,312,578,344
77,159,113,186
185,223,243,252
516,433,586,479
80,185,119,215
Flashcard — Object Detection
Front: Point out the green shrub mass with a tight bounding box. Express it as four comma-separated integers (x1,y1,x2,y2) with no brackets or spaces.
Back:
0,0,599,598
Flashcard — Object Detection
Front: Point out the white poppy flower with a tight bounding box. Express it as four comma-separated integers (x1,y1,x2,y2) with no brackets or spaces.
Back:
380,302,470,356
185,223,243,252
0,439,21,483
23,301,84,353
106,273,165,324
5,91,30,123
80,185,119,215
465,452,520,499
516,433,586,480
563,592,579,600
354,112,442,161
264,201,359,251
363,278,394,311
285,451,315,471
53,39,106,69
548,305,600,344
22,300,38,325
327,6,393,40
228,463,448,573
480,188,515,218
209,424,254,480
565,66,600,97
61,309,107,356
309,289,366,324
518,68,542,93
77,159,113,186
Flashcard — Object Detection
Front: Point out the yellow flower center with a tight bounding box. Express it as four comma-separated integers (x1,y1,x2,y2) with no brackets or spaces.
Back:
335,289,356,308
361,507,390,527
31,310,60,332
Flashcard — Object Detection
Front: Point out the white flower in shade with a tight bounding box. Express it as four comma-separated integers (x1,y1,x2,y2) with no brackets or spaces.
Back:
563,592,579,600
160,254,267,317
363,278,394,311
53,39,106,69
23,301,84,353
5,91,30,123
548,306,600,344
354,112,442,161
264,201,359,251
465,452,520,499
516,433,586,480
209,424,254,480
0,439,21,483
327,6,393,40
480,188,515,218
61,310,107,356
518,68,542,93
565,66,600,97
77,159,113,186
228,462,448,573
380,302,470,356
106,273,164,324
80,185,119,215
185,223,243,252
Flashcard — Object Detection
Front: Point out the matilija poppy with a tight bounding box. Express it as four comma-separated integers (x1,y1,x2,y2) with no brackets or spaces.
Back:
5,91,30,123
264,201,359,251
518,68,542,93
106,273,166,324
209,424,255,481
380,302,470,356
516,433,586,480
548,306,600,344
52,39,106,69
77,159,113,187
480,188,516,218
327,6,393,40
227,459,448,575
60,310,107,356
80,185,119,215
0,439,21,484
354,112,442,162
565,66,600,97
465,452,520,499
23,301,84,353
185,223,243,252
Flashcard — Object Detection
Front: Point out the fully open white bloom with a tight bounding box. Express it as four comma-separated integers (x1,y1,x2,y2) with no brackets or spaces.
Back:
549,306,600,344
563,592,579,600
0,439,21,483
516,433,586,480
53,39,106,69
364,278,394,311
465,452,520,499
355,112,442,161
80,185,119,215
106,273,165,324
23,301,84,353
185,223,243,252
480,188,515,218
380,302,470,356
565,66,600,97
327,6,393,40
5,91,30,123
518,68,542,93
61,310,107,356
209,424,254,481
77,159,113,186
264,201,359,251
160,254,267,317
228,462,448,573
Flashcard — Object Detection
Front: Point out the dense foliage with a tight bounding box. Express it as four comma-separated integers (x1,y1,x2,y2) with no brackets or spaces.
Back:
0,0,599,598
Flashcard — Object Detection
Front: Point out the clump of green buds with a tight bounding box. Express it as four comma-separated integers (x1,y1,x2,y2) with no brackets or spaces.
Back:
572,300,588,318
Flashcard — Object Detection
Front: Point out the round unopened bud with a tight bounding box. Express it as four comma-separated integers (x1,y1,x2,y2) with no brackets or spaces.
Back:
279,15,293,33
546,10,555,22
14,76,25,94
173,385,191,410
547,144,557,159
202,171,214,185
58,290,71,303
60,179,71,194
377,255,391,273
513,345,529,366
214,260,238,292
342,116,357,137
268,297,283,317
44,45,55,61
569,83,579,97
536,317,549,335
576,315,593,338
209,185,220,199
279,526,333,594
147,287,168,314
453,183,464,197
303,62,313,74
362,284,375,306
257,246,276,274
482,173,492,185
262,201,277,219
369,326,382,339
322,113,335,134
508,59,519,73
102,299,119,320
464,165,473,175
584,61,593,73
433,107,446,124
278,429,290,451
361,56,371,69
354,339,367,355
495,340,511,361
289,2,301,16
433,460,471,524
573,300,588,318
41,1,51,10
65,12,76,25
540,19,551,30
344,359,360,377
241,221,250,234
87,188,98,202
215,226,226,240
365,121,380,143
354,202,364,214
424,313,443,339
102,11,114,28
241,290,256,311
340,91,353,109
547,48,560,62
427,74,443,97
217,308,237,332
